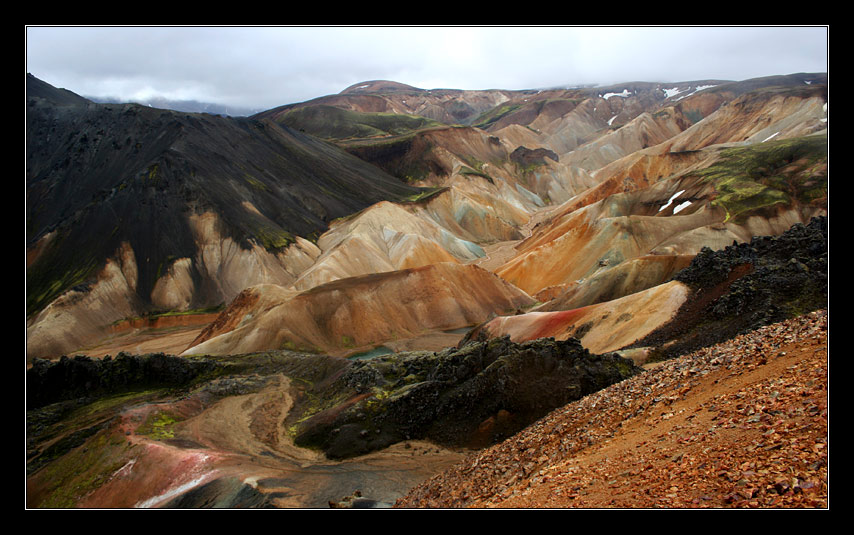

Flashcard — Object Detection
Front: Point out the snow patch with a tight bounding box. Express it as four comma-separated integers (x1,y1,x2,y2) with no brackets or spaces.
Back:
111,458,137,479
762,132,780,143
672,84,718,102
672,201,692,214
658,190,686,213
601,89,632,100
662,87,685,98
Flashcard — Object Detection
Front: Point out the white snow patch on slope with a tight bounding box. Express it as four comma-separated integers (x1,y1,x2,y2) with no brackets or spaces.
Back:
673,85,718,101
663,87,684,98
659,190,686,213
134,471,218,508
673,200,692,214
602,89,632,100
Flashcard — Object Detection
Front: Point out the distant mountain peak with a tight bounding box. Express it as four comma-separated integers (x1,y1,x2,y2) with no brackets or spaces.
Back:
340,80,425,94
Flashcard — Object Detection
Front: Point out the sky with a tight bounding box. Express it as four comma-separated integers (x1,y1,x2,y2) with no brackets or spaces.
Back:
26,26,828,112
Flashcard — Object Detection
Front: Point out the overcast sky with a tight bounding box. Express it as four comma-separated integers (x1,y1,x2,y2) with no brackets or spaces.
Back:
26,26,828,112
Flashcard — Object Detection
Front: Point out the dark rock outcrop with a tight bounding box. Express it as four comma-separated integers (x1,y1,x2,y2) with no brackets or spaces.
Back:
291,336,641,459
26,353,218,409
634,216,828,361
510,146,560,168
162,477,278,509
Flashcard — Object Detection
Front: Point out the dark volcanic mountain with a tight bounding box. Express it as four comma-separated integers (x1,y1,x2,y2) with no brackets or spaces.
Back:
26,74,427,358
87,95,263,117
27,74,422,313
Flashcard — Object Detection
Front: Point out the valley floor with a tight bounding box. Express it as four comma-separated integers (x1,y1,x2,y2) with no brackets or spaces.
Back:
396,309,829,509
73,325,207,359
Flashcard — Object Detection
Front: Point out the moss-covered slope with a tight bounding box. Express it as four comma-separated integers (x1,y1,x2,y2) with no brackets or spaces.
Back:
695,134,827,223
291,336,640,458
270,104,444,141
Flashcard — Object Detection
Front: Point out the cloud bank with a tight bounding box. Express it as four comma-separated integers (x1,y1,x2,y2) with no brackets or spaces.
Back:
26,26,828,111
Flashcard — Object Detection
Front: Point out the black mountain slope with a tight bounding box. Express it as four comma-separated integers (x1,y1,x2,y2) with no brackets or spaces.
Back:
26,75,423,317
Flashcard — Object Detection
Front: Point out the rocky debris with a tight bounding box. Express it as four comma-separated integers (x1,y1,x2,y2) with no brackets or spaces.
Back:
292,336,641,459
395,309,827,508
675,216,827,293
636,216,827,361
26,352,219,409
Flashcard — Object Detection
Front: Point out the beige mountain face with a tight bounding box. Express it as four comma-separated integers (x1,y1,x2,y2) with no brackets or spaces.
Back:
181,262,535,357
27,75,827,362
473,280,693,357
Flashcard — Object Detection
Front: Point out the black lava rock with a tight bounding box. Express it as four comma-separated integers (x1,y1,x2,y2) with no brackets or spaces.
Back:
293,336,640,459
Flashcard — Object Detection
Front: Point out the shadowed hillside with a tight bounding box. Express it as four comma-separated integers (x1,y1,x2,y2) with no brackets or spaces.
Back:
27,75,422,316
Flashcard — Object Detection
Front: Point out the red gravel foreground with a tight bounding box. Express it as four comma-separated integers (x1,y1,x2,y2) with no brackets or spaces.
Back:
396,309,829,509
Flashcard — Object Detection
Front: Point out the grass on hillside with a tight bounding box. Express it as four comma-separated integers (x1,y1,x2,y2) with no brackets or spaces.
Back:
278,105,444,141
696,134,827,223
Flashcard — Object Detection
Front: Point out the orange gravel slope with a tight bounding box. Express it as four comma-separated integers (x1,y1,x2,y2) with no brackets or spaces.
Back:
396,309,828,509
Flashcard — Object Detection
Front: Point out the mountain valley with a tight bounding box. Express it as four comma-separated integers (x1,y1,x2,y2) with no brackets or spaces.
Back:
26,71,828,509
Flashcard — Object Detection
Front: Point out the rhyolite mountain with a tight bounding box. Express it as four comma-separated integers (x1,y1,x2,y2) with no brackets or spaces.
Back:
26,69,828,509
26,74,427,359
26,72,827,362
177,73,827,359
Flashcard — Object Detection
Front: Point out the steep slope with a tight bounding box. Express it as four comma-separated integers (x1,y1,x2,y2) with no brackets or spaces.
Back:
396,309,828,508
665,82,827,153
181,262,535,357
474,216,827,361
484,81,724,155
291,336,639,459
26,75,425,360
26,243,828,509
495,121,826,299
26,332,639,507
26,71,830,510
290,201,483,291
472,281,692,356
340,126,554,244
533,254,695,311
557,106,692,172
264,104,445,141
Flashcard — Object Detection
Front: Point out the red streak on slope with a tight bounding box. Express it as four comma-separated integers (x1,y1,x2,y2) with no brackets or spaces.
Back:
527,306,592,341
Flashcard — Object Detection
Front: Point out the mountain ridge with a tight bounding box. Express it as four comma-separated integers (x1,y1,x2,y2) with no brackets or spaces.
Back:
26,69,828,509
26,75,427,359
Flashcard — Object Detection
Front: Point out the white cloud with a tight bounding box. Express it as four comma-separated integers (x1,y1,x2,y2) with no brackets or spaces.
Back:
26,26,828,112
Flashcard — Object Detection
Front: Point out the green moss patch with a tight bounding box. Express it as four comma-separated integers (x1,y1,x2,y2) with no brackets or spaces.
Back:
277,105,443,141
31,429,135,508
137,409,181,440
253,225,295,252
401,186,449,204
472,103,523,130
694,134,827,223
